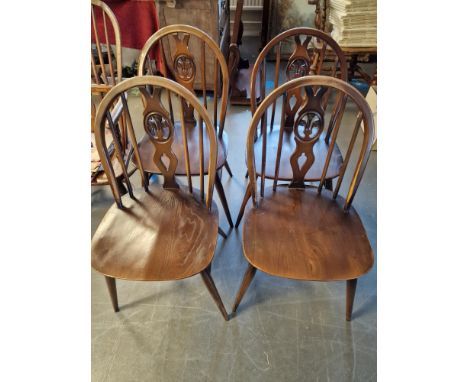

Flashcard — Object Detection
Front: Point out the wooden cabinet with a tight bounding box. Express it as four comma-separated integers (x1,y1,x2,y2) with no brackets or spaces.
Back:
156,0,230,90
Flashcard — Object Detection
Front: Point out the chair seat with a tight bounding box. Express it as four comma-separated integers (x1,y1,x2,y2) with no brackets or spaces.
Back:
91,185,218,281
243,186,373,281
134,122,228,175
254,128,343,181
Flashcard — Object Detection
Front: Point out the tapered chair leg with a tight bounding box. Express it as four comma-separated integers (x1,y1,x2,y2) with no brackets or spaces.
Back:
105,276,119,312
232,264,257,314
224,161,233,177
200,269,229,321
214,173,233,227
346,278,358,321
235,187,252,228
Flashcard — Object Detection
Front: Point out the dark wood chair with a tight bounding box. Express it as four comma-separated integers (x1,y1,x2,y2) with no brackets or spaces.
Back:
232,75,375,321
91,0,131,192
92,76,229,320
137,25,234,228
235,27,348,227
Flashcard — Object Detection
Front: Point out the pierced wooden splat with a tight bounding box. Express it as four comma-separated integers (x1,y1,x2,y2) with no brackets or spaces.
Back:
172,33,196,88
283,36,314,129
289,86,327,189
139,86,179,189
171,33,197,124
286,36,313,80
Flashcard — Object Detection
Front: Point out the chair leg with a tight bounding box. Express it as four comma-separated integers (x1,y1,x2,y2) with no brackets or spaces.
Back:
218,226,228,239
200,269,229,321
235,187,252,228
346,278,358,321
325,179,333,191
232,264,257,314
105,276,119,312
224,161,233,177
214,173,233,227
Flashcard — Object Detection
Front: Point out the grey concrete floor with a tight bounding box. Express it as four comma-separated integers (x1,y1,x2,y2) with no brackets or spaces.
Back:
91,80,377,380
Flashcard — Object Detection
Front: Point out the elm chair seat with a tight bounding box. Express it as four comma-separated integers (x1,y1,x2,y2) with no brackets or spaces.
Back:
92,185,218,281
243,187,373,281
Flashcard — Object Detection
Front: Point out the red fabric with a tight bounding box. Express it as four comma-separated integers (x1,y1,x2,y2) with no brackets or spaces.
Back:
92,0,158,50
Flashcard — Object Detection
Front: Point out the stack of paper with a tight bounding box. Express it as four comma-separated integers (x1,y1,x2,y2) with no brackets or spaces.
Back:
329,0,377,48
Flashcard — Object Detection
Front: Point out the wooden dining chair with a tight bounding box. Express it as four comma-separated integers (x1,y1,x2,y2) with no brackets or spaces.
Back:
91,75,229,321
137,25,234,228
232,75,375,321
91,0,131,191
235,27,348,227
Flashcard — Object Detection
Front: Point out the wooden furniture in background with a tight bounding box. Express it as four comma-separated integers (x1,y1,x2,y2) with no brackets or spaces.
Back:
137,25,234,228
232,75,375,321
228,0,249,105
235,27,348,227
91,0,133,192
228,0,269,106
92,76,229,320
156,0,230,91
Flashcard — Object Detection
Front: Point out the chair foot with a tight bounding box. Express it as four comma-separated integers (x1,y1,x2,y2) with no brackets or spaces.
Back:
105,276,119,312
235,187,252,228
232,264,257,314
346,278,357,321
214,173,234,227
200,270,229,321
224,161,233,177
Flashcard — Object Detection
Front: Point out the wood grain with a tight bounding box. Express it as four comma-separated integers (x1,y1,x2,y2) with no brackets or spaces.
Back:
242,187,373,281
92,185,218,281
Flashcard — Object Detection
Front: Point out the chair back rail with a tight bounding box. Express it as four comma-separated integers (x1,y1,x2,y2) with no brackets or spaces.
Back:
246,76,374,212
138,25,229,138
95,76,218,210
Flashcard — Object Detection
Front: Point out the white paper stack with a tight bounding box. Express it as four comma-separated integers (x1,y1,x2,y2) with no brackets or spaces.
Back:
329,0,377,48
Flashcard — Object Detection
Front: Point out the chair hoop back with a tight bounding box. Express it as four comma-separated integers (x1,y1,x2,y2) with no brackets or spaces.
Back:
250,28,348,120
246,75,374,211
91,0,122,89
95,76,218,210
138,25,229,137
